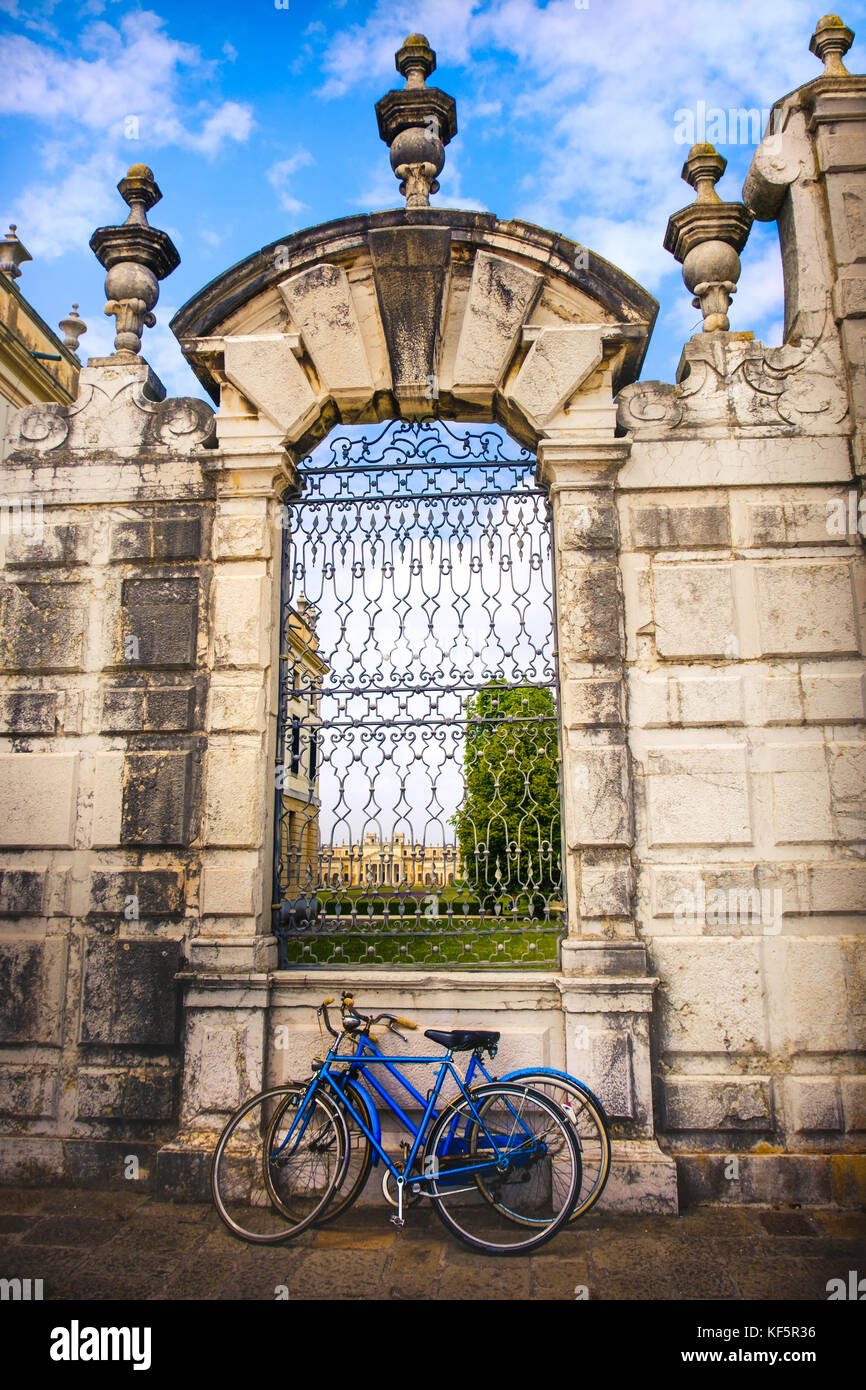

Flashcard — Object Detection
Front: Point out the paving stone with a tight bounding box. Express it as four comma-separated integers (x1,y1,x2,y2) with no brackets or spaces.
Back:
287,1248,392,1299
730,1258,825,1300
756,1209,821,1237
19,1216,121,1248
0,1214,36,1234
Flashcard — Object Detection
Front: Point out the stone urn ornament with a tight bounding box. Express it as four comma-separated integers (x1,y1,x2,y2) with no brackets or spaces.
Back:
89,164,180,355
664,144,753,332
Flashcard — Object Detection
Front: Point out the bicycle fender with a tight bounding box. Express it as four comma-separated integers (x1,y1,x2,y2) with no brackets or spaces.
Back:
345,1079,382,1165
498,1066,608,1119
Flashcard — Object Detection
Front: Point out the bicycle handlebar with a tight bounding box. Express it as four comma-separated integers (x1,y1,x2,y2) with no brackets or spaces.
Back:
316,994,418,1042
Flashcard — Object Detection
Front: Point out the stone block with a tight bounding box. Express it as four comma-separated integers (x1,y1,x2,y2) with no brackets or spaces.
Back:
644,745,751,846
88,869,185,918
626,673,669,728
565,743,631,846
452,251,541,393
101,685,196,732
0,754,78,847
204,747,263,847
802,668,866,722
828,740,866,840
510,326,603,426
0,1064,58,1118
224,334,318,437
0,938,66,1044
213,515,270,560
0,869,46,915
630,504,730,549
0,582,87,671
201,864,257,916
279,262,375,396
119,577,199,667
841,1077,866,1132
663,1077,773,1130
558,499,618,550
787,1078,843,1133
808,862,866,913
91,753,123,847
75,1067,177,1120
557,557,622,663
763,939,848,1053
79,938,181,1044
212,574,269,668
651,938,766,1053
368,226,451,394
653,563,736,658
768,742,833,844
208,684,266,732
121,751,193,846
566,1023,634,1118
5,523,90,567
0,691,60,734
745,500,845,547
754,562,860,657
110,517,201,562
757,674,803,724
579,857,633,918
676,672,744,726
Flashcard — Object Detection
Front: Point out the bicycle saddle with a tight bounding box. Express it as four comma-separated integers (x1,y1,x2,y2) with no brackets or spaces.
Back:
424,1028,501,1052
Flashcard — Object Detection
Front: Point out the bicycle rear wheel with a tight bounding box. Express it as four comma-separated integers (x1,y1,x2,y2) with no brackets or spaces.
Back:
212,1084,349,1243
504,1071,611,1220
422,1083,580,1256
266,1077,374,1227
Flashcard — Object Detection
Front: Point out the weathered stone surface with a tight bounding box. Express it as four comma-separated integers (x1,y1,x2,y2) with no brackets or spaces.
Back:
212,574,269,668
557,557,622,663
0,755,79,847
121,751,193,846
510,326,603,426
279,263,374,398
0,1065,58,1119
0,691,61,734
0,869,46,916
109,517,202,562
565,744,632,846
88,869,185,918
4,523,90,568
630,504,730,549
753,562,860,657
204,747,263,847
0,583,87,671
79,939,181,1044
119,577,199,668
101,685,196,732
663,1078,773,1130
651,939,766,1053
369,226,451,397
787,1077,843,1133
75,1067,177,1120
452,251,542,396
801,667,866,722
643,745,751,846
0,939,66,1044
653,563,736,658
768,742,833,843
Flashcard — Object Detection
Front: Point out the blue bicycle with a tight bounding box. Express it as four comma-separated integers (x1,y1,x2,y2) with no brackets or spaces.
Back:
212,994,584,1255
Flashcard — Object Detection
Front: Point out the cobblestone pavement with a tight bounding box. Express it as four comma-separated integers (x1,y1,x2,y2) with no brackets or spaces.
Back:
1,1188,864,1301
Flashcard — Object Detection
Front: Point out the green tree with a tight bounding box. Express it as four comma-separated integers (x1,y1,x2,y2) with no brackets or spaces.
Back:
452,681,562,900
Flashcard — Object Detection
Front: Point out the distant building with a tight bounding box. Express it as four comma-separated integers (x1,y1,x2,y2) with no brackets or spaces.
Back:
278,597,327,897
326,832,460,888
0,225,84,461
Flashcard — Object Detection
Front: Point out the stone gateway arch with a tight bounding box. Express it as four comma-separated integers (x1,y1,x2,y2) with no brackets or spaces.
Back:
0,20,864,1211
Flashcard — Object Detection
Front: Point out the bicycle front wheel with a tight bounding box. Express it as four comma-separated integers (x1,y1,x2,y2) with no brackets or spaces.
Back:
422,1083,580,1256
212,1084,349,1243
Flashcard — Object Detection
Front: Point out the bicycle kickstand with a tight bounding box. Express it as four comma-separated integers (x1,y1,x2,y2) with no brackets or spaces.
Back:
390,1176,405,1229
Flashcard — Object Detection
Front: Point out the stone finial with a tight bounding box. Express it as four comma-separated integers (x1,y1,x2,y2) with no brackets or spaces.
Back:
664,143,754,333
58,304,87,353
809,14,855,76
0,225,33,281
375,33,457,209
89,164,180,355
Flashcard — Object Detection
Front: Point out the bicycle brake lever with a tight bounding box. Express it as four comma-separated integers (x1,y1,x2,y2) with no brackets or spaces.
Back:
387,1020,407,1041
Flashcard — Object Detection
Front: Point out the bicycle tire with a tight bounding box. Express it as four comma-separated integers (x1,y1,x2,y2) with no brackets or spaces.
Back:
212,1083,349,1244
503,1070,611,1220
422,1082,580,1256
267,1077,375,1226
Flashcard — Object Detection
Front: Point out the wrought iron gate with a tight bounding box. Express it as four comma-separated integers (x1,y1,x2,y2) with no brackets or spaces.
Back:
272,420,565,967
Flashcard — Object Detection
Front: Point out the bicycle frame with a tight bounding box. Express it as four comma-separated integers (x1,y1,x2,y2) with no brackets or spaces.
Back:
273,1034,542,1212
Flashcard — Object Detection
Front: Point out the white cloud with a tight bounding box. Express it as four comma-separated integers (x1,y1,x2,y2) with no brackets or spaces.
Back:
267,152,315,216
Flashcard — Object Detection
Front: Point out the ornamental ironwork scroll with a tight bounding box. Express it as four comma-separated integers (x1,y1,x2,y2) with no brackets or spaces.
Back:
272,420,565,967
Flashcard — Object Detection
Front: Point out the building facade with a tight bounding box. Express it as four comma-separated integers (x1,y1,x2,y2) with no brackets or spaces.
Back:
0,19,863,1210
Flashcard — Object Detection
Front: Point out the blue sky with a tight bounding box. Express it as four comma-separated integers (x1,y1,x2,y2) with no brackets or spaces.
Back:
2,0,864,402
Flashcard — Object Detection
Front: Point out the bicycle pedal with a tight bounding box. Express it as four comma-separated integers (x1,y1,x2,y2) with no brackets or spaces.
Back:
390,1215,405,1229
